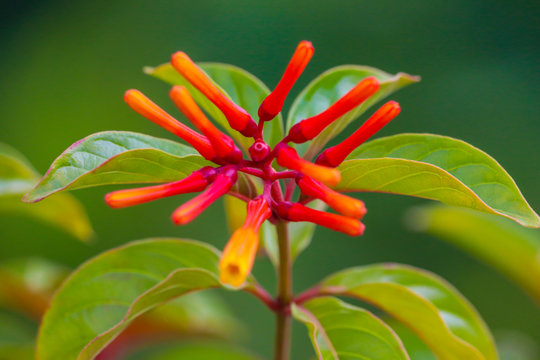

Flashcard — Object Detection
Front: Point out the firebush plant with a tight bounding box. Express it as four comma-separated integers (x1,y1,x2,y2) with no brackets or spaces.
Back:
21,41,540,359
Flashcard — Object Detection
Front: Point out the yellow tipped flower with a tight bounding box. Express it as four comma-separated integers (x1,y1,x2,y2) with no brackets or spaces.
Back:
219,198,271,287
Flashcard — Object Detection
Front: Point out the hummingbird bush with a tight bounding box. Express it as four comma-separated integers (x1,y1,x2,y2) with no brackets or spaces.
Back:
19,41,540,359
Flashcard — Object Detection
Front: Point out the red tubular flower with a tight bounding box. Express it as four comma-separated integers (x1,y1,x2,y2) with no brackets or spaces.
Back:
258,41,314,122
171,167,237,225
123,89,216,160
287,77,380,143
219,198,272,287
171,52,257,137
105,170,210,209
276,145,341,186
169,86,242,162
277,202,365,236
296,175,366,218
317,101,401,167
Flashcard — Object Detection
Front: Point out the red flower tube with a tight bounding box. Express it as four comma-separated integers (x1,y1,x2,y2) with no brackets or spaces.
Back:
169,86,242,162
277,202,364,236
123,89,216,160
276,145,341,186
287,77,380,143
219,198,272,287
317,101,401,167
171,52,257,137
171,167,237,225
296,175,366,218
258,41,314,122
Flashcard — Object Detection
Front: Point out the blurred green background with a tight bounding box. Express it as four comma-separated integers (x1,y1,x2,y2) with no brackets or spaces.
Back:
1,0,539,358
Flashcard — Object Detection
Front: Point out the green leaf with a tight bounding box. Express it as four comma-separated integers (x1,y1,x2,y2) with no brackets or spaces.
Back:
292,297,409,360
337,133,540,228
134,341,262,360
36,238,249,360
408,205,540,302
23,131,209,202
0,309,36,360
0,142,93,240
286,65,419,157
146,62,284,150
320,264,497,360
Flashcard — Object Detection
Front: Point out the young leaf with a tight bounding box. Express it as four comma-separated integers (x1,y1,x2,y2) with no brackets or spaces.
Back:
146,62,284,149
36,238,252,360
292,297,409,360
138,341,263,360
319,264,497,360
0,143,93,240
337,133,540,228
408,205,540,302
23,131,209,202
286,65,419,157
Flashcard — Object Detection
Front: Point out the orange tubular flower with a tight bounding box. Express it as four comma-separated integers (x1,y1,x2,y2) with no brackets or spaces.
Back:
171,52,257,137
317,101,401,167
219,198,272,287
277,202,365,236
258,41,314,122
123,89,216,160
171,167,237,225
296,175,366,218
287,77,380,143
105,171,209,209
276,145,341,186
169,86,242,162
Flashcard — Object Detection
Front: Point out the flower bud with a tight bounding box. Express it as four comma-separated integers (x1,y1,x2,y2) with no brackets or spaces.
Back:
296,175,366,218
276,145,340,186
277,202,364,236
169,86,242,162
258,41,314,122
317,101,401,167
124,89,216,160
248,140,271,162
287,77,380,143
171,52,257,137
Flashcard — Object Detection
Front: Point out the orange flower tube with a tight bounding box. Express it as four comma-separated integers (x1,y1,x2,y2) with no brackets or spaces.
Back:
276,145,340,186
219,198,272,287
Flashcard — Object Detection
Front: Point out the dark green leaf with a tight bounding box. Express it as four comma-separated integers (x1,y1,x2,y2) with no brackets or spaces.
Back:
320,264,497,360
36,238,250,360
286,66,419,157
408,205,540,302
23,131,209,202
337,133,540,228
146,62,284,150
292,297,409,360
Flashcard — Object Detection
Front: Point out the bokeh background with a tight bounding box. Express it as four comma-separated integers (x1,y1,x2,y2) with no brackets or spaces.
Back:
1,0,539,358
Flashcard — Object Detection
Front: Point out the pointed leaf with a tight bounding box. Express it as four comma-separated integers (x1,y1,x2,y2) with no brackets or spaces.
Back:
337,133,540,228
146,62,284,150
286,65,419,157
292,297,409,360
320,264,497,360
0,143,93,240
23,131,209,202
408,205,540,302
36,238,251,360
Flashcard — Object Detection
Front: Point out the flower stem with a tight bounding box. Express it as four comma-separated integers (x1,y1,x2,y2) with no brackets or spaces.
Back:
274,220,292,360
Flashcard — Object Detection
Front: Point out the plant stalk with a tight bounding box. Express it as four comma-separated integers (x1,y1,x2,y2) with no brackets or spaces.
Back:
274,221,292,360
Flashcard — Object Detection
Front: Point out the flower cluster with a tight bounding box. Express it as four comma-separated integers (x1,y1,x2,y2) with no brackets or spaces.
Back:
105,41,400,287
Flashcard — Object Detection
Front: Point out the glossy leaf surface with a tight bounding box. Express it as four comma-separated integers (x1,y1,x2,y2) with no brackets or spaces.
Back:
286,65,419,157
292,296,409,360
320,264,497,360
409,205,540,302
146,62,284,150
36,238,245,360
24,131,208,202
0,143,93,240
337,133,540,227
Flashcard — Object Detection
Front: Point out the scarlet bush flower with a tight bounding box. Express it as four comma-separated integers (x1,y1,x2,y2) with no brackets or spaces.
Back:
105,41,400,287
